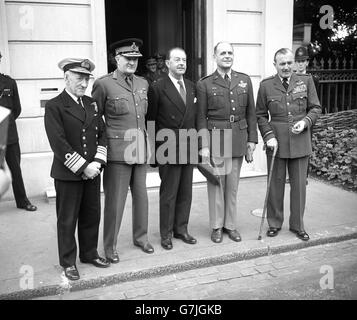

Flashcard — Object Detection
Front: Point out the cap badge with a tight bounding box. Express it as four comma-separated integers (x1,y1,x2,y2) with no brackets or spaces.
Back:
131,42,138,51
81,60,90,70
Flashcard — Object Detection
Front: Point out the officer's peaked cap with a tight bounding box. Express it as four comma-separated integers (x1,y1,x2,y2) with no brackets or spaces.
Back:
58,58,95,75
110,38,143,58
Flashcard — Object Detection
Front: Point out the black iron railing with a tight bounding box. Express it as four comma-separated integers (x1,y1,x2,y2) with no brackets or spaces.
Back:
309,57,357,113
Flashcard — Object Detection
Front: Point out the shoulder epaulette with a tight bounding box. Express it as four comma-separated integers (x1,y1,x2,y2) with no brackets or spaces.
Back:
261,75,275,82
232,70,249,78
0,73,11,79
98,72,113,80
198,74,212,82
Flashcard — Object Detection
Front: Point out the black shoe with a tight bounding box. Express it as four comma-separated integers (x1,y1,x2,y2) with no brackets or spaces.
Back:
173,233,197,244
161,238,173,250
223,228,242,242
64,265,80,281
18,203,37,211
105,252,119,264
134,241,154,254
266,227,281,237
80,257,110,268
211,228,223,243
289,228,310,241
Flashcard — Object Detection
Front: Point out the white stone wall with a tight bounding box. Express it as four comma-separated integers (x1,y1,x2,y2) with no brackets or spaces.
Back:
1,0,294,200
0,0,107,200
206,0,294,174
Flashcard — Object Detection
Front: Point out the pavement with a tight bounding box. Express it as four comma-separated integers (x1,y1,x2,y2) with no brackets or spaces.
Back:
0,174,357,300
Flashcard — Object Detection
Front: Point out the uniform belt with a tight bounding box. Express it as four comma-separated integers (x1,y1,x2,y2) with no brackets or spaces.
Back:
208,115,240,123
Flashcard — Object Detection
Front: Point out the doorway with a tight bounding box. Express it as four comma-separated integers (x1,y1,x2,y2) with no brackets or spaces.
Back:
104,0,206,82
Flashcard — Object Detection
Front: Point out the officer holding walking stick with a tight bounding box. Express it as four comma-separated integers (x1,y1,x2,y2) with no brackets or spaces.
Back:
256,48,321,241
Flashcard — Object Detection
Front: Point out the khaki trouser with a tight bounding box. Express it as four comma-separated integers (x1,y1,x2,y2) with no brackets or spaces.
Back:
103,163,148,257
207,157,243,230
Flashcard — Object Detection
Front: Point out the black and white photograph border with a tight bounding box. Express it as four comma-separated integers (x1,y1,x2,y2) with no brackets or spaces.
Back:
0,0,356,305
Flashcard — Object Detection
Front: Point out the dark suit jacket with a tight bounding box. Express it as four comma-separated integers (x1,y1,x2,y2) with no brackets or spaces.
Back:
44,90,107,181
0,73,21,145
256,73,321,158
147,76,197,165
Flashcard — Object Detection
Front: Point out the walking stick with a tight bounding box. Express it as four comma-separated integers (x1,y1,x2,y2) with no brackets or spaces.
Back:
258,146,277,240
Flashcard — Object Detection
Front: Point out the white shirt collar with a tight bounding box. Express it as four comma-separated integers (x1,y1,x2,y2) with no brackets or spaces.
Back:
168,73,186,92
278,75,291,84
65,89,82,104
217,69,232,80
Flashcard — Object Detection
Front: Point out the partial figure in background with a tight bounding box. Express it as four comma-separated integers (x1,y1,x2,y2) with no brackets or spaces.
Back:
0,163,11,200
295,46,321,110
155,53,169,79
144,56,160,85
0,51,37,211
295,46,322,184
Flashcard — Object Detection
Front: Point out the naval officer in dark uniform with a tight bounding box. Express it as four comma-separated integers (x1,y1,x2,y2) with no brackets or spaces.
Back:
256,48,321,241
92,38,154,263
197,42,258,243
45,58,110,281
0,51,37,211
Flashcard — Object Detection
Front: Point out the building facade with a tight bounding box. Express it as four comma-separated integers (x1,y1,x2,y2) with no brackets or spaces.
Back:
0,0,293,199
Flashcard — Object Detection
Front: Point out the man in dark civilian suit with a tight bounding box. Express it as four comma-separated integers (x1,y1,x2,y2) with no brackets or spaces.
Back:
147,47,197,250
44,58,110,281
0,51,37,211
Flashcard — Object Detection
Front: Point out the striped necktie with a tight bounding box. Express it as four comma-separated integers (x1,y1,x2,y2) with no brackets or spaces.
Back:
177,80,186,105
282,78,289,91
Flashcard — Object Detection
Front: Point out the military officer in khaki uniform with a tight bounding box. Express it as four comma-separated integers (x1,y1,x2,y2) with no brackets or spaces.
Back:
92,38,154,263
256,48,321,241
197,42,258,243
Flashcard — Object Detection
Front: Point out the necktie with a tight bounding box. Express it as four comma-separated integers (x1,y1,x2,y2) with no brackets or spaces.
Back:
177,80,186,104
125,76,132,89
282,78,289,91
77,97,84,108
224,74,231,87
